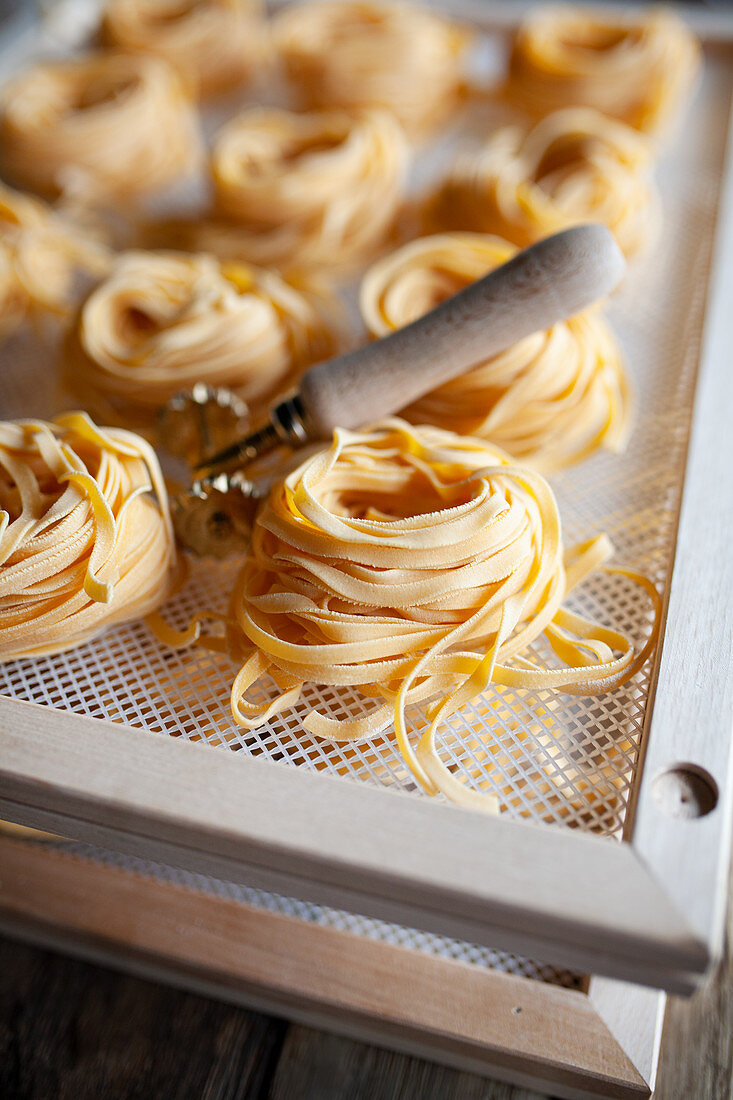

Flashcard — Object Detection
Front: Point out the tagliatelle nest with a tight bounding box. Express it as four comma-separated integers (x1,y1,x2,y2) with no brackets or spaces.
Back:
178,106,409,276
101,0,266,99
360,233,630,471
0,183,109,341
273,0,471,137
426,108,659,259
506,5,701,139
63,250,343,431
0,52,202,203
0,412,177,662
217,420,660,812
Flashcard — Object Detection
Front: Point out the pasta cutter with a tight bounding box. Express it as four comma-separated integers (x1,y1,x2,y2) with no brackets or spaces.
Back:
161,224,625,557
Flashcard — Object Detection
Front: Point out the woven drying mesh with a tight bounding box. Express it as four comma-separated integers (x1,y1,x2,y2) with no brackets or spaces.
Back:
23,833,583,990
0,17,731,989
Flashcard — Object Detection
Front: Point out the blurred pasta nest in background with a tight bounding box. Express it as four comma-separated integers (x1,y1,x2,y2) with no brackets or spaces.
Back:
426,108,659,259
273,0,472,137
63,250,343,431
507,5,701,138
101,0,266,99
360,232,630,471
0,52,202,203
203,105,409,273
0,182,108,340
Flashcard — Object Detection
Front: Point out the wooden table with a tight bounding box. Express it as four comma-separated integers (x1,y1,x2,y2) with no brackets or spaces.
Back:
1,862,730,1100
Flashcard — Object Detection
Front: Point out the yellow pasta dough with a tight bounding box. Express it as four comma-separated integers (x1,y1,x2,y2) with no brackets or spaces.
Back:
201,106,408,274
226,420,659,811
0,183,109,340
360,233,630,471
427,108,658,258
63,250,341,430
507,5,701,138
0,412,176,662
101,0,265,99
273,0,471,137
0,52,201,203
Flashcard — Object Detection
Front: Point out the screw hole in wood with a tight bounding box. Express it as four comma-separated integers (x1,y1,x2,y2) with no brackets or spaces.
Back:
651,763,719,819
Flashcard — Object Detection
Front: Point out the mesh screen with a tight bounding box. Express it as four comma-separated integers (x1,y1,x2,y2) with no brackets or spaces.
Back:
21,833,583,990
0,14,731,986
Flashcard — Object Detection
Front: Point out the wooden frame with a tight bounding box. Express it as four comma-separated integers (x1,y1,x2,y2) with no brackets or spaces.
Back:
1,2,733,1001
0,697,714,995
0,835,664,1100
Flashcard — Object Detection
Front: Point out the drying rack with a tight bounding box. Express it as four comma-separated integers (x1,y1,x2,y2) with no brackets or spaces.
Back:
1,3,733,1096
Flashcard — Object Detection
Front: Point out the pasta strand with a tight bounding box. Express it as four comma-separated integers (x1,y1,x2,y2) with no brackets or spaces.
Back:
360,233,630,471
63,250,342,430
426,108,659,258
0,412,177,662
273,0,471,137
225,421,660,811
506,5,701,139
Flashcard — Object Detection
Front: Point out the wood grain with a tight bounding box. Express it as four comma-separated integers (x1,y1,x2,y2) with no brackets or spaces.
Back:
630,69,733,964
0,697,707,993
655,860,733,1099
0,939,287,1100
1,852,731,1100
267,1026,546,1100
0,940,548,1100
0,837,651,1099
299,225,624,433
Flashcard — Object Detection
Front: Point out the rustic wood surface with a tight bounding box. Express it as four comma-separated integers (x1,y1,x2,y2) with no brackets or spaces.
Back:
0,856,730,1100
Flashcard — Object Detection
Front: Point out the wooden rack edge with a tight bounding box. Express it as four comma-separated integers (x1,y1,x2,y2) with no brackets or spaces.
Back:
0,836,659,1100
0,696,708,992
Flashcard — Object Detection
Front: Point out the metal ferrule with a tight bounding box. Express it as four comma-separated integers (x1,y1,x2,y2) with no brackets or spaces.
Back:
193,394,310,479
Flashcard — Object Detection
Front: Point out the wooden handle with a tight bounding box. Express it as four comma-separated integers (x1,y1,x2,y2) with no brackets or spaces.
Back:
298,224,625,437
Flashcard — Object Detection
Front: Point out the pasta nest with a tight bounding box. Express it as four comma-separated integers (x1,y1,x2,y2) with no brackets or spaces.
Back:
359,233,630,471
0,183,108,340
101,0,265,99
506,5,701,138
427,108,659,258
203,106,409,274
0,412,176,662
0,52,202,202
63,250,342,430
226,420,659,810
273,0,471,137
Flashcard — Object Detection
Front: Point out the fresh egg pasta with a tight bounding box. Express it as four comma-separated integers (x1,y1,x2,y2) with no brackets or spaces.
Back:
360,233,630,471
63,250,341,430
0,53,201,203
273,0,470,137
101,0,265,99
427,109,658,259
225,420,660,811
0,413,176,661
507,5,701,139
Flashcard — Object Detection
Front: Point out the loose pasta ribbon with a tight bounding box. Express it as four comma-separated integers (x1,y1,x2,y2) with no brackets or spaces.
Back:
0,412,177,662
227,420,660,812
506,5,701,139
63,250,342,430
360,232,630,471
426,108,659,259
273,0,471,137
